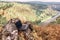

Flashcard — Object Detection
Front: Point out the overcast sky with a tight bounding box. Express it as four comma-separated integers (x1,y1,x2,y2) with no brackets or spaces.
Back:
0,0,60,2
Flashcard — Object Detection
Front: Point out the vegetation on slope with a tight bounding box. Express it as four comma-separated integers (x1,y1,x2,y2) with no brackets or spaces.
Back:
51,16,60,24
0,2,58,26
0,2,60,40
0,15,7,27
1,23,60,40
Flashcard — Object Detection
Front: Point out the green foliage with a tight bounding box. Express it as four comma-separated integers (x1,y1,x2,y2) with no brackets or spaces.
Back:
0,2,58,25
50,16,60,24
36,10,43,16
55,17,60,24
56,20,60,24
0,15,7,26
33,20,41,25
0,3,14,10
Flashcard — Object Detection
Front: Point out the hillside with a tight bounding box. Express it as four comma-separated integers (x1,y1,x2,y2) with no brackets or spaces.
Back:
0,2,58,26
0,2,60,40
0,23,60,40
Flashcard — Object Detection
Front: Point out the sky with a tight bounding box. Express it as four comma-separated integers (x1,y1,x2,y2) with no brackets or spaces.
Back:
0,0,60,2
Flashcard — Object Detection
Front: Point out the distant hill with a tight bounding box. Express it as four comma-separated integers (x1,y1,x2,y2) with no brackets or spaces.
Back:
0,1,60,5
18,1,60,5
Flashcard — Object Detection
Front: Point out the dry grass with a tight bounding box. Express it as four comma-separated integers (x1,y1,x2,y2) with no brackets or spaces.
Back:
0,24,60,40
17,24,60,40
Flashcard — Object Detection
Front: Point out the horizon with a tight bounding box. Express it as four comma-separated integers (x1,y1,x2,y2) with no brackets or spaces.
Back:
0,0,60,2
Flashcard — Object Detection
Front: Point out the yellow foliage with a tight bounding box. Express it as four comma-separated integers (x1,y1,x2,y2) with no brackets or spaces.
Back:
4,3,37,23
0,9,4,15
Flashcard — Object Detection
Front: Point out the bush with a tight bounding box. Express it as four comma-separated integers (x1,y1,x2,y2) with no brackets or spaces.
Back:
0,15,7,27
